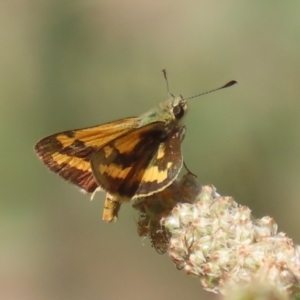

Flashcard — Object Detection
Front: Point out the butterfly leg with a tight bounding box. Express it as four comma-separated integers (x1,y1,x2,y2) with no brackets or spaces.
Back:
183,161,197,178
102,193,122,222
179,125,197,177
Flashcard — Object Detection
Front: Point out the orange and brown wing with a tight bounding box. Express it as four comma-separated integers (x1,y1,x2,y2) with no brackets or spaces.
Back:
34,118,139,193
90,122,183,200
135,126,183,197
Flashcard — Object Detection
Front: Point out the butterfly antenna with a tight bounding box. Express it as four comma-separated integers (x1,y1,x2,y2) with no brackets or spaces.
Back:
162,69,172,97
184,80,237,100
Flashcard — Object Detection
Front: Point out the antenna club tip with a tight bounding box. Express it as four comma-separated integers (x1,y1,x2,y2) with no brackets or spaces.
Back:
227,80,238,86
221,80,238,89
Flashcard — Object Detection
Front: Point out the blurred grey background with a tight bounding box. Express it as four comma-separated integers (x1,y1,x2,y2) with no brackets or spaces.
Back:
1,1,300,299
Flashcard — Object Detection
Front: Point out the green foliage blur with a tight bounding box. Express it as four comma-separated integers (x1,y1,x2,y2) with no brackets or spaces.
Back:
1,1,300,299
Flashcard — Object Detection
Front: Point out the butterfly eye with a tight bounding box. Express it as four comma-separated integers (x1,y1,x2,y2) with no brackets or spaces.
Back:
173,105,185,119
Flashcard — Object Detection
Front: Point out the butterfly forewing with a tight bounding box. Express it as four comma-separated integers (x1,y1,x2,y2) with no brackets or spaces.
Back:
90,122,183,199
34,118,139,193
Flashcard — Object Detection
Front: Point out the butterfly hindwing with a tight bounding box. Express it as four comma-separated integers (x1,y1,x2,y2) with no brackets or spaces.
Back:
90,122,184,200
34,118,139,193
135,126,184,197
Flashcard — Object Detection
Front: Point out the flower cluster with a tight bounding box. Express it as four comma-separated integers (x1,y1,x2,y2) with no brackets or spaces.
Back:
134,173,300,298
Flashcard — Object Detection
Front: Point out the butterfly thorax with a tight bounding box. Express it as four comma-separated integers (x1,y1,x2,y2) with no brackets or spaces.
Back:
138,97,188,133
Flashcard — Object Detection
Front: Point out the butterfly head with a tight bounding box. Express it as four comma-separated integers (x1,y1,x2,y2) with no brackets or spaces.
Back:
139,96,188,129
167,96,188,122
